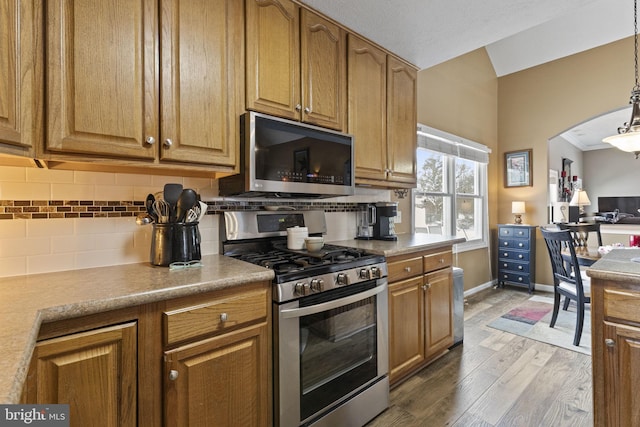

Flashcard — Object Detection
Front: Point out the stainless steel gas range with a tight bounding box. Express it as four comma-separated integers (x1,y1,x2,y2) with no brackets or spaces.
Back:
221,210,389,427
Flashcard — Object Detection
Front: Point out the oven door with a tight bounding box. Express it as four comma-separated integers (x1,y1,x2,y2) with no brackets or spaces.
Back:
275,279,388,427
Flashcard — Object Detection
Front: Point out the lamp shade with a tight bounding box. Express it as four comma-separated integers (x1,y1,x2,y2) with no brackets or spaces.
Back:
570,189,591,206
512,201,526,214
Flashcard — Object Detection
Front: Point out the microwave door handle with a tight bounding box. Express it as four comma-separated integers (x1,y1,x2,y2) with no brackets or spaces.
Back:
279,282,387,319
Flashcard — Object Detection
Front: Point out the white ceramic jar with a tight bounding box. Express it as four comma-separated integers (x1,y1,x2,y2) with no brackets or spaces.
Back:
287,226,308,250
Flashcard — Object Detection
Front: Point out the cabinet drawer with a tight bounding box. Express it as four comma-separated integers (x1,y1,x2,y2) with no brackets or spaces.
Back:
498,249,529,262
499,260,530,274
499,238,530,250
603,289,640,324
499,227,530,239
388,257,423,282
499,271,530,285
423,250,452,273
163,288,268,346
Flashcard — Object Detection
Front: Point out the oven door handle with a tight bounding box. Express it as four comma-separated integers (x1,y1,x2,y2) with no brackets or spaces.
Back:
280,283,387,319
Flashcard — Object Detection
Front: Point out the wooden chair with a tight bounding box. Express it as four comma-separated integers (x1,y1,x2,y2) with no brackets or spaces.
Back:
558,222,602,248
540,227,591,346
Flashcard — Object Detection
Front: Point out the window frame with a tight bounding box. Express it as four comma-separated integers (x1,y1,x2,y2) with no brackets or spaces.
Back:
412,126,490,253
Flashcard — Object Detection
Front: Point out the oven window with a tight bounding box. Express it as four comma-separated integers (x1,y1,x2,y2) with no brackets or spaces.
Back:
299,294,378,420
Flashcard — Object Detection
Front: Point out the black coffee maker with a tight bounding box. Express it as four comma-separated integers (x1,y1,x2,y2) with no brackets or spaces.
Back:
372,202,398,241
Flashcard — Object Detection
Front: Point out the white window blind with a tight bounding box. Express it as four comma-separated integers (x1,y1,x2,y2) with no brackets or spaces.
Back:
417,124,490,163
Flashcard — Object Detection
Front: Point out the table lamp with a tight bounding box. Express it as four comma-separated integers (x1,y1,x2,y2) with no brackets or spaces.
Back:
570,189,591,215
512,201,526,224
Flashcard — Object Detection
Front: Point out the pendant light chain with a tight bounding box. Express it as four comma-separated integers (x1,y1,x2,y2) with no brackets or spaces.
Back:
635,0,639,90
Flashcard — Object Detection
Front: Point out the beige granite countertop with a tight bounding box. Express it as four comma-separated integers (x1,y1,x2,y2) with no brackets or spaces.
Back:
0,255,274,404
586,248,640,284
330,233,466,257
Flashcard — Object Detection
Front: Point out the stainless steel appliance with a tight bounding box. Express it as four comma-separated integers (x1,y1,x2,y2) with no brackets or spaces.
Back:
355,204,375,239
358,202,397,241
221,210,389,427
219,112,355,198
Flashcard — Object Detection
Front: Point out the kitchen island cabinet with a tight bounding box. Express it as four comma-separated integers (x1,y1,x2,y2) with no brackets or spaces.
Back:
43,0,243,175
0,0,41,158
587,248,640,426
246,0,346,131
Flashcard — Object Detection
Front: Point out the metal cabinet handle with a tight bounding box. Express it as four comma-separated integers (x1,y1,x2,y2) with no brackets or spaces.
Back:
503,242,509,246
304,106,311,113
422,283,431,291
439,258,444,263
145,136,156,145
295,104,302,112
169,370,179,381
164,138,173,147
605,338,615,347
220,312,228,322
404,266,411,272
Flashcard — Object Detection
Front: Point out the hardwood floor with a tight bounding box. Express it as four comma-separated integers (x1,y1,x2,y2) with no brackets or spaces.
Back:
367,287,593,427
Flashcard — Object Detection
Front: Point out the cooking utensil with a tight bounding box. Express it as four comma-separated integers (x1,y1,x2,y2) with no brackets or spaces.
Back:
163,183,183,221
153,199,172,223
145,193,156,221
185,208,199,223
176,188,197,223
198,201,207,222
136,212,154,225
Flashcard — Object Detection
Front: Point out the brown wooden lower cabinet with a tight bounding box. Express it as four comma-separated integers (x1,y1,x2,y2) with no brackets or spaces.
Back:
21,280,271,427
591,277,640,426
387,248,454,386
23,322,138,427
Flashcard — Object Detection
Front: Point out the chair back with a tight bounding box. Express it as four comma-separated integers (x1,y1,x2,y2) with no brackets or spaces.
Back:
540,227,588,300
557,222,603,247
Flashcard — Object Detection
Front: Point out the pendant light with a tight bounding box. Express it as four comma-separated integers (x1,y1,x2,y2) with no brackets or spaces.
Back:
603,0,640,158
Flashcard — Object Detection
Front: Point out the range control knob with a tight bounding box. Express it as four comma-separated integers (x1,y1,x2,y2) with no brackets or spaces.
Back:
294,282,310,296
336,273,349,286
359,268,371,279
310,278,325,292
370,266,381,278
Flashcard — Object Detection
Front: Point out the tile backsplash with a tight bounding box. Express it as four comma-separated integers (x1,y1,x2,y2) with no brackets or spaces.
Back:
0,165,389,278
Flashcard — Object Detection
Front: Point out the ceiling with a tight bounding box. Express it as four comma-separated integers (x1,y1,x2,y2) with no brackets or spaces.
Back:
299,0,634,150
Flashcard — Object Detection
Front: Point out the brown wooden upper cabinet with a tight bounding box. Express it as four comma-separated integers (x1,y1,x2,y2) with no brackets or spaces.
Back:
348,34,417,188
0,0,41,158
44,0,243,170
246,0,347,131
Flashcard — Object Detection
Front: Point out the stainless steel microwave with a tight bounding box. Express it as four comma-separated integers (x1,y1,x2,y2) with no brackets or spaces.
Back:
219,112,355,198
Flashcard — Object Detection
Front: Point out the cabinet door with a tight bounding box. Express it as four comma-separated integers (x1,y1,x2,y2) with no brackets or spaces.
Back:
0,0,40,155
164,323,271,427
159,0,242,167
25,322,137,427
424,268,453,358
46,0,157,159
348,34,388,183
602,321,640,426
388,276,425,384
246,0,300,121
387,56,417,186
300,9,346,130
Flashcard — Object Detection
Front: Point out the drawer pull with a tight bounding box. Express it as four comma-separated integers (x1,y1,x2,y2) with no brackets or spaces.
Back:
503,263,508,267
404,266,411,272
517,231,524,235
605,338,615,348
503,274,508,279
503,253,508,257
518,255,524,259
439,258,444,263
518,277,523,281
503,242,509,246
220,312,228,322
518,243,524,247
422,283,431,291
169,370,179,381
518,265,523,270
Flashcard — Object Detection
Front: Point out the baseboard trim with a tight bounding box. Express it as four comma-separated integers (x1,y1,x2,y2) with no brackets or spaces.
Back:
464,281,554,298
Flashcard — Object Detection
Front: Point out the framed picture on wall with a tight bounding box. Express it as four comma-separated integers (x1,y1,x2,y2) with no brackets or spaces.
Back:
504,149,532,187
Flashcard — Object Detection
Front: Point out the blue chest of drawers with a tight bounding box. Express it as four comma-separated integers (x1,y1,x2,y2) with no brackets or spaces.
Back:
497,224,537,293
